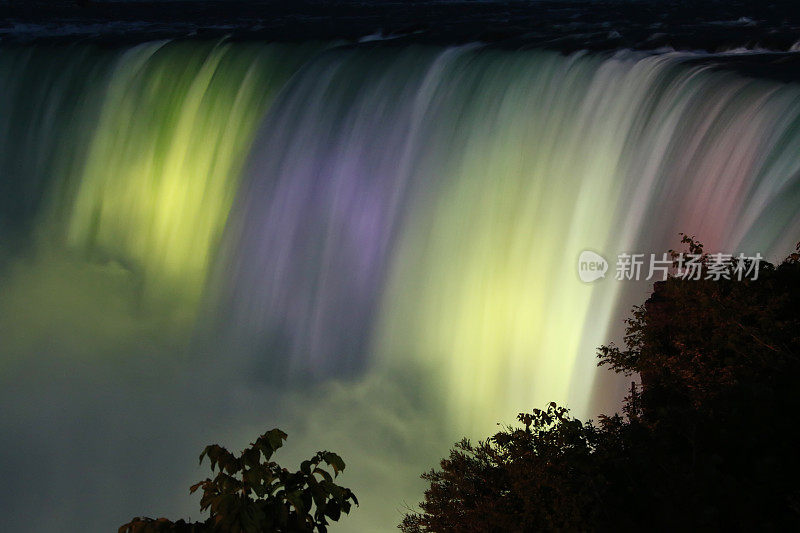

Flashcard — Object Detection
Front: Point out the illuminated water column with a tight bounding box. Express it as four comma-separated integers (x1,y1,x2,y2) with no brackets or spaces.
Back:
65,41,313,311
373,50,646,432
215,46,459,379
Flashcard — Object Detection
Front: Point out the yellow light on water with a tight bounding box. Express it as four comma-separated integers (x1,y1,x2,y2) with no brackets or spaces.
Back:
374,51,656,434
66,41,310,311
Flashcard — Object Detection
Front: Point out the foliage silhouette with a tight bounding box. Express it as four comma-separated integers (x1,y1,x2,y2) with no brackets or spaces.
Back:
402,237,800,531
121,429,357,533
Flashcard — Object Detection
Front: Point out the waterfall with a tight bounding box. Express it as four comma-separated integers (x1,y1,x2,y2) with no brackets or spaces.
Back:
1,40,799,531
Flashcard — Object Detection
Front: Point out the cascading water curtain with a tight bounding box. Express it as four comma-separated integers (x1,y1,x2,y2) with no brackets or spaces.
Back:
0,41,799,531
218,45,800,431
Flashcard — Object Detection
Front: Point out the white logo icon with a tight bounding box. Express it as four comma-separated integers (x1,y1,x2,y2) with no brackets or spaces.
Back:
578,250,608,283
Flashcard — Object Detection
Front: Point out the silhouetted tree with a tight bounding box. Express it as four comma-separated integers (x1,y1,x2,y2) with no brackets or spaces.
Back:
401,404,640,532
402,238,800,531
121,429,357,533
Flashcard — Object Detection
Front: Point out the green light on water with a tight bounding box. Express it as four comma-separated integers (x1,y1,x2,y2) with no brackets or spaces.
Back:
66,41,305,310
